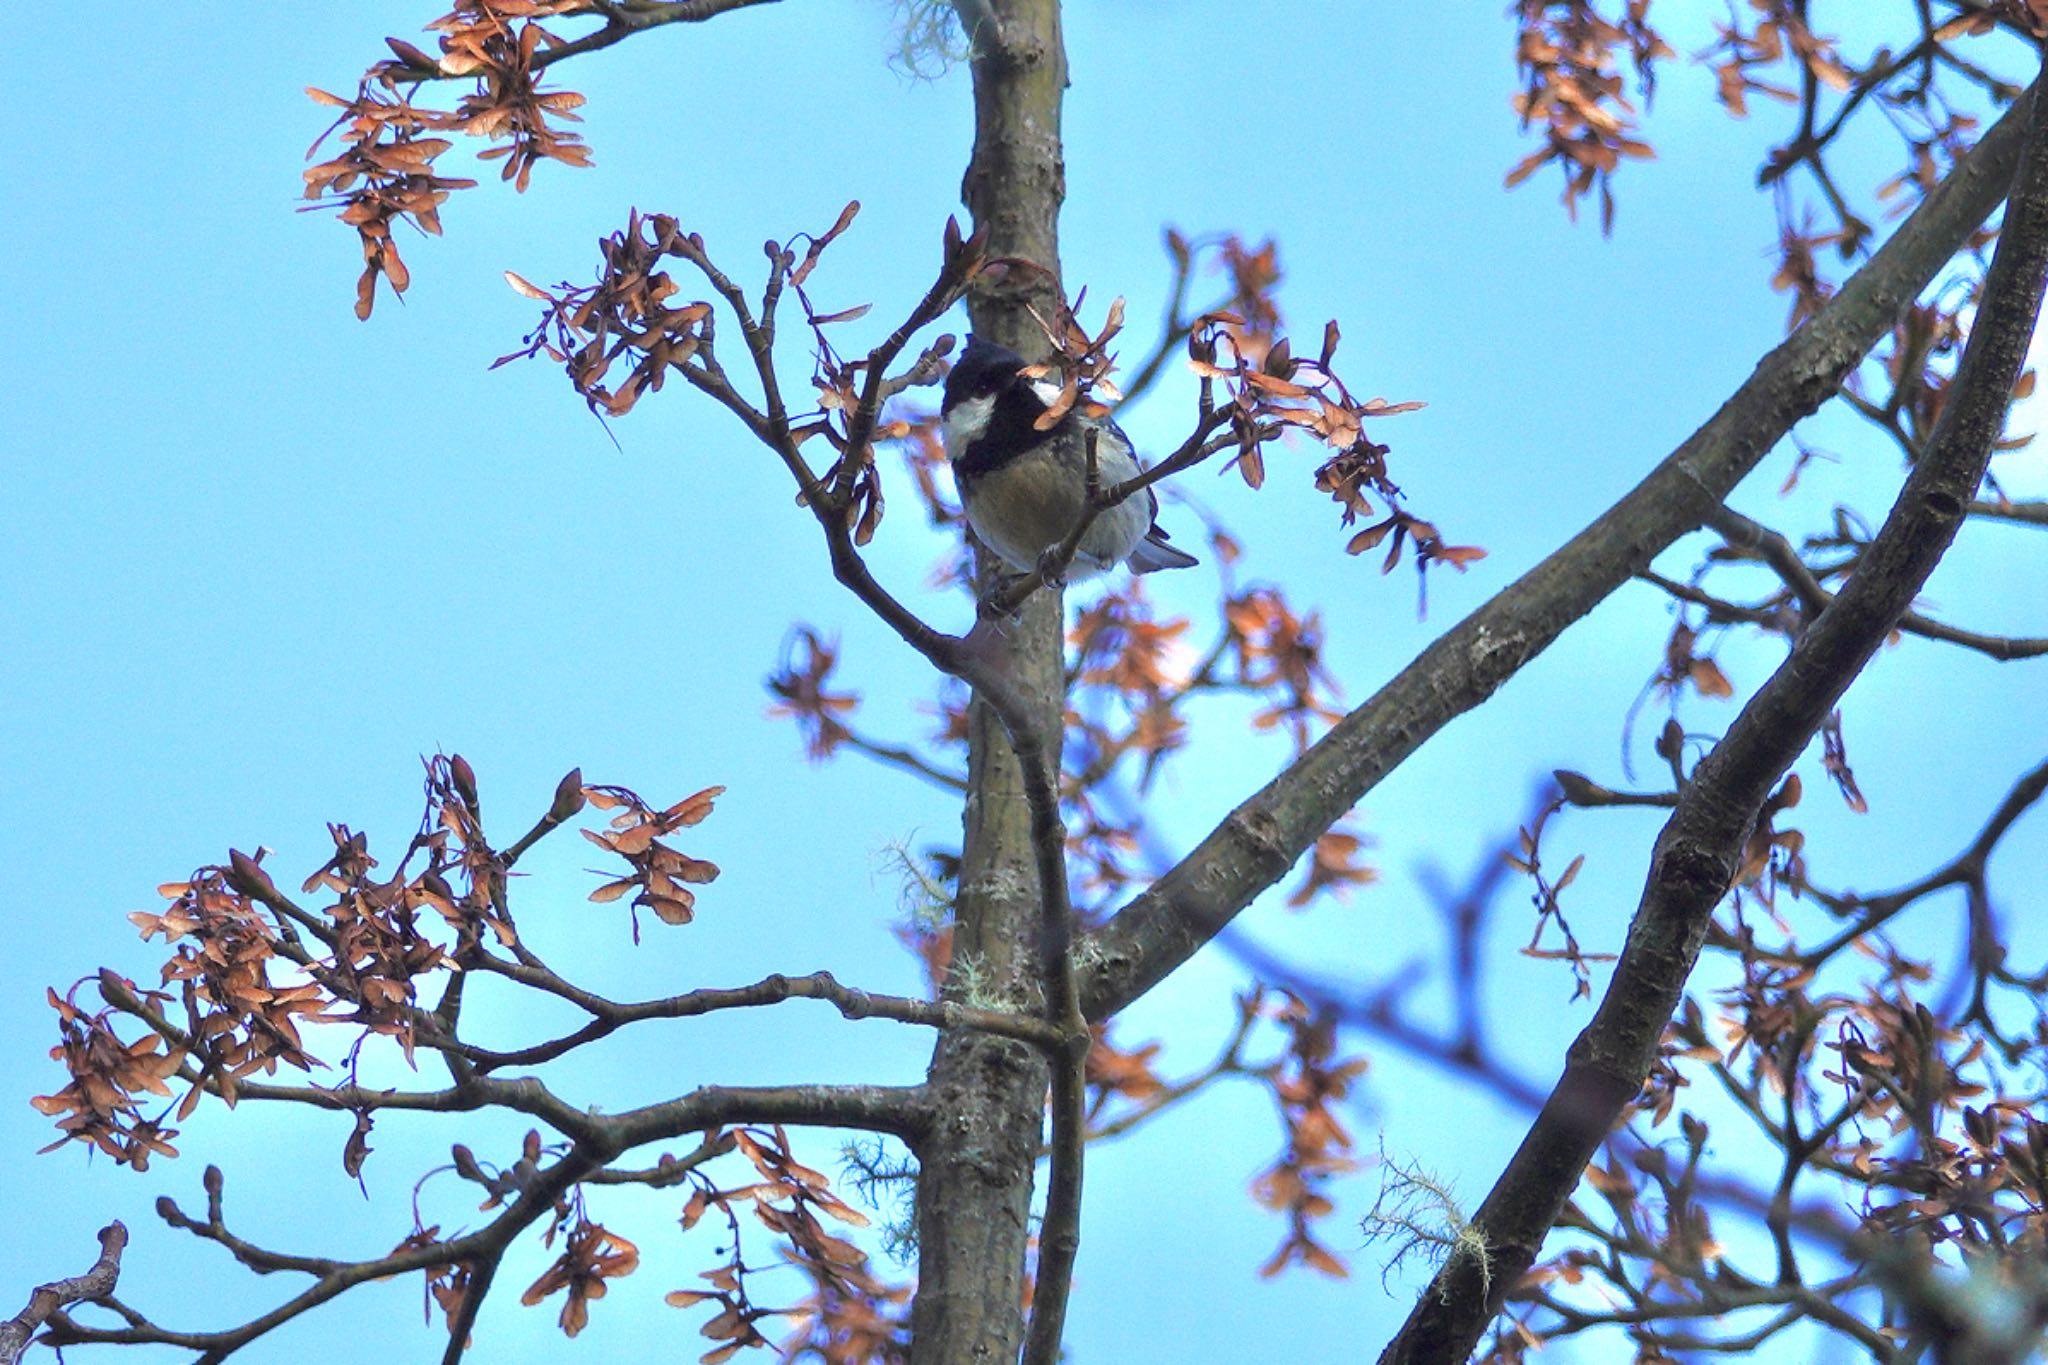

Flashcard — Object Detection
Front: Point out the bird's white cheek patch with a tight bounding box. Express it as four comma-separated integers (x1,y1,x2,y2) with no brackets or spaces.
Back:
1026,376,1067,408
941,394,997,459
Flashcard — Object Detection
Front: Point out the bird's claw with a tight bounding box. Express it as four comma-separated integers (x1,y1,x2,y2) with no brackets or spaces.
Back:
1034,548,1069,591
977,579,1027,627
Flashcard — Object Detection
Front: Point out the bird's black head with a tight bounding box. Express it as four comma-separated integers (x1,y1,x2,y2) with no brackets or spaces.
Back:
942,336,1028,414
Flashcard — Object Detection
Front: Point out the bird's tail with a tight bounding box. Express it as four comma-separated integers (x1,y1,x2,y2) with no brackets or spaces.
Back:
1128,529,1199,573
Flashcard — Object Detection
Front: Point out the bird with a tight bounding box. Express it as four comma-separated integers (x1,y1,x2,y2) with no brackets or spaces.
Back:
939,336,1199,580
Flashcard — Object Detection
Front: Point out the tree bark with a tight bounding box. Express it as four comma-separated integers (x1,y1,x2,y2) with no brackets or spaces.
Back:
1078,79,2041,1023
1380,49,2048,1365
909,3,1070,1362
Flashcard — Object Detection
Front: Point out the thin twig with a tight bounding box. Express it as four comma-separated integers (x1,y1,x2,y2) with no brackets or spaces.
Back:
1707,505,2048,658
1800,754,2048,964
1970,497,2048,525
540,0,786,73
1005,697,1090,1365
840,728,968,792
1382,59,2048,1360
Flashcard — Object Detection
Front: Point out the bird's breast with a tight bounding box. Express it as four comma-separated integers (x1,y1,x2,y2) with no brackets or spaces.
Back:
961,453,1088,572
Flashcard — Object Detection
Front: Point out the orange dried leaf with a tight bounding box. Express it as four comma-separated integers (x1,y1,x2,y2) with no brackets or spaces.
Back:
667,786,726,825
810,302,873,326
681,1188,711,1229
1689,658,1735,698
1504,148,1552,188
1346,519,1397,555
647,893,696,924
1243,370,1314,398
1234,448,1265,489
1302,1242,1350,1278
1032,382,1079,432
1360,397,1427,416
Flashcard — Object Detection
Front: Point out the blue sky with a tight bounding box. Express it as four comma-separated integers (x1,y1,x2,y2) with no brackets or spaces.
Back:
6,4,2046,1362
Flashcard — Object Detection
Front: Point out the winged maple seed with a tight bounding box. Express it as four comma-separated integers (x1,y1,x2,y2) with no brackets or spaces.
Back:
378,1096,921,1350
1285,827,1378,908
1251,991,1366,1280
394,1227,477,1333
1657,621,1737,703
1224,587,1344,751
304,1,598,317
765,628,860,760
1083,1024,1166,1103
499,201,983,563
992,270,1481,595
521,1214,640,1338
31,981,187,1170
1507,1,1670,231
35,756,729,1176
664,1125,910,1362
494,211,717,416
582,783,725,932
1178,310,1485,587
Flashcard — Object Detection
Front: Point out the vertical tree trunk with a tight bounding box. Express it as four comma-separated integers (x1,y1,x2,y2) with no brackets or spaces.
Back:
909,3,1069,1362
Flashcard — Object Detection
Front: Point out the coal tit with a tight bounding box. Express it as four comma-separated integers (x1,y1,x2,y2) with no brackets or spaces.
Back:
940,337,1199,578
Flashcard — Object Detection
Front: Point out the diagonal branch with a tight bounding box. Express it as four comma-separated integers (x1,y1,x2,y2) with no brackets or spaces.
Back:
1379,51,2048,1362
1078,78,2043,1023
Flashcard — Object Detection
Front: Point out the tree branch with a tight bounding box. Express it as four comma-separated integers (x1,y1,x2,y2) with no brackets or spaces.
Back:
1079,77,2043,1023
0,1223,127,1365
1799,752,2048,964
910,3,1075,1360
1002,705,1088,1365
1706,504,2048,659
535,0,784,72
1970,496,2048,525
446,967,1063,1070
1379,51,2048,1361
43,1149,596,1362
603,1081,932,1146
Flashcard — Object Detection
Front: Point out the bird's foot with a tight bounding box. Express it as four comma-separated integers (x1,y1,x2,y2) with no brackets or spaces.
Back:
1033,547,1070,591
977,567,1045,623
976,584,1025,628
